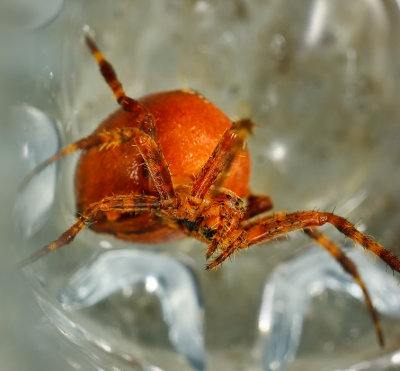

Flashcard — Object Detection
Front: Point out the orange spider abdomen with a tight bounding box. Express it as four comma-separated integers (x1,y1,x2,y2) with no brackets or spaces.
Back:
75,89,251,242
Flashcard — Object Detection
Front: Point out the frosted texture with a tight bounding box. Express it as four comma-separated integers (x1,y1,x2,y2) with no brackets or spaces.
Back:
258,248,400,371
8,0,400,370
59,250,204,370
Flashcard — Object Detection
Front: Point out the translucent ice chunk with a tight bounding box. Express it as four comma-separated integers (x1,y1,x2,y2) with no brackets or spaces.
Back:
59,249,204,370
13,104,58,238
258,247,400,371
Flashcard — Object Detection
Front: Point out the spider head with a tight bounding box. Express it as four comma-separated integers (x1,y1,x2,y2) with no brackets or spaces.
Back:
224,192,245,210
194,191,246,242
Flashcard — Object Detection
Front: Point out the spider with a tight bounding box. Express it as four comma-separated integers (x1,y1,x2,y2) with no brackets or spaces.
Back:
20,34,400,347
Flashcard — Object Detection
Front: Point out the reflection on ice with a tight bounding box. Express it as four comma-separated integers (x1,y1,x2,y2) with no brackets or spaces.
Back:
13,104,58,238
59,249,204,370
258,247,400,371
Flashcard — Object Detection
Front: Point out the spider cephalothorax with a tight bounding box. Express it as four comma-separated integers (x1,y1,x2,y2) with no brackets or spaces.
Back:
20,34,400,347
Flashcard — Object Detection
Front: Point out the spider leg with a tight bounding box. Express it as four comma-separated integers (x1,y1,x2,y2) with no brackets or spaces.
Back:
244,193,273,220
21,127,176,200
18,194,162,267
85,35,156,138
190,118,254,200
208,118,254,193
20,128,133,188
208,211,395,345
243,211,400,274
304,228,384,346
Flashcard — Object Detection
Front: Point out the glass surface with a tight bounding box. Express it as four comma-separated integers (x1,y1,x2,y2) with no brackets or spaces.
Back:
2,0,400,370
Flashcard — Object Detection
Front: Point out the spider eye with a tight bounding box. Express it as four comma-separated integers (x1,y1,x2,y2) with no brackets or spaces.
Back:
235,199,243,208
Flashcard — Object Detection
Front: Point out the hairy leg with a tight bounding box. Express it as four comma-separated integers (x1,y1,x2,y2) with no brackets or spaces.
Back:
243,193,273,220
18,194,162,267
304,228,384,346
85,35,156,138
21,126,176,200
242,211,400,273
207,118,255,194
207,211,396,345
190,118,254,200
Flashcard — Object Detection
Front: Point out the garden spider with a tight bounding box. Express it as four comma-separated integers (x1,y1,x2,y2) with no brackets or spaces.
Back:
20,34,400,347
